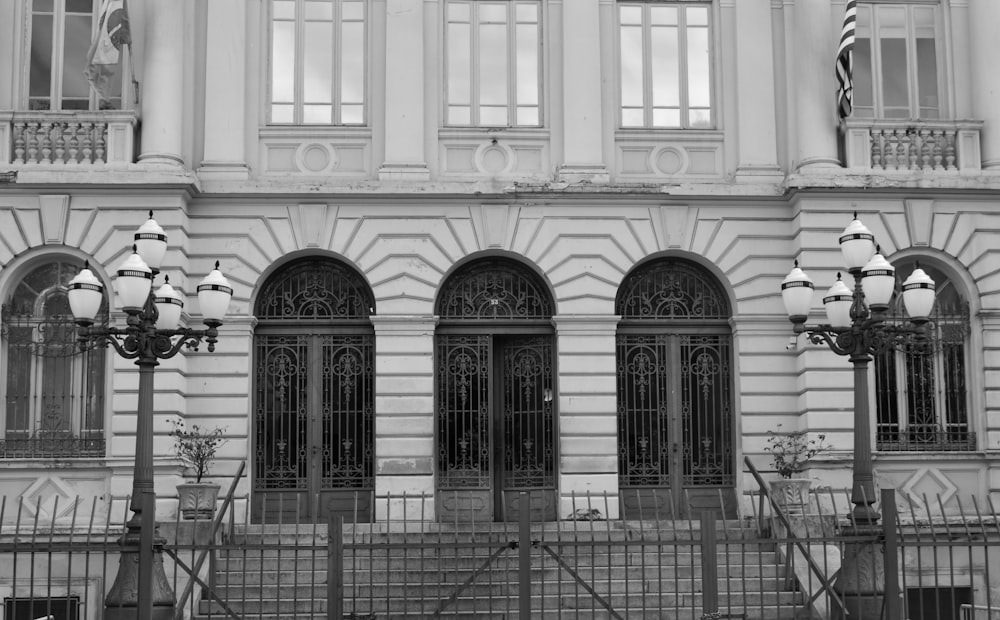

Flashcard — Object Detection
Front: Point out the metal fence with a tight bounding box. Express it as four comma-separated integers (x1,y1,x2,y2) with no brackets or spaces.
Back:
3,484,1000,620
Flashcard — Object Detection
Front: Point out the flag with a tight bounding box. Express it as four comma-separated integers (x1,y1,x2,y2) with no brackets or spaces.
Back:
84,0,131,101
835,0,857,120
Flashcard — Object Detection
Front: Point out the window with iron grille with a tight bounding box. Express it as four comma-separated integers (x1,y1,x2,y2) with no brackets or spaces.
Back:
617,1,714,129
444,1,542,127
268,0,367,125
25,0,126,111
875,261,972,452
1,260,106,458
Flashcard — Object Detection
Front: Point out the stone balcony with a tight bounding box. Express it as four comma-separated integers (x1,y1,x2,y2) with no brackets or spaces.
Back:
0,110,138,168
843,118,984,174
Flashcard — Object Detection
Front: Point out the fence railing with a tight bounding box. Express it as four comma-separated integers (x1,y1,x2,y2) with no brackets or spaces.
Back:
4,485,1000,619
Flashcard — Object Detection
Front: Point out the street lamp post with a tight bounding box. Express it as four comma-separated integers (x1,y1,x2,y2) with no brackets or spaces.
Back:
780,214,935,619
67,212,233,620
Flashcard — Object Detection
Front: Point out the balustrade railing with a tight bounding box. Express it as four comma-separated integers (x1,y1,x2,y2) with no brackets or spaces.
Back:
843,119,984,173
0,111,137,166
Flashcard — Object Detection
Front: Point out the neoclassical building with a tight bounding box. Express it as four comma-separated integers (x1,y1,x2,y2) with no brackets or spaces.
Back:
1,0,1000,525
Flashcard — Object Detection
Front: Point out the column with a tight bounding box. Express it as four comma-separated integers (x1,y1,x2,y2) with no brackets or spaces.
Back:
139,0,185,166
556,0,610,184
378,0,430,181
791,0,839,170
198,0,249,180
554,316,620,519
372,316,437,520
969,0,1000,169
732,0,782,181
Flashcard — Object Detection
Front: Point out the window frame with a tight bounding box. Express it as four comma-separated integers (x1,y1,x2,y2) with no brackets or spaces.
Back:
443,0,544,128
873,260,973,453
0,257,108,459
266,0,369,126
615,0,716,130
853,0,947,120
23,0,128,112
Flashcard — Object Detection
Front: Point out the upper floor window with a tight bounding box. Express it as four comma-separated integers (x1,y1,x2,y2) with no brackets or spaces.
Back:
445,1,542,127
1,259,107,458
853,2,942,119
875,262,972,452
27,0,123,111
617,2,713,129
268,0,367,125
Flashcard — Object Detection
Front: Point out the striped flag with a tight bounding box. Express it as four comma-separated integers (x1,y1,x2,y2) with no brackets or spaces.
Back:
835,0,857,119
84,0,131,100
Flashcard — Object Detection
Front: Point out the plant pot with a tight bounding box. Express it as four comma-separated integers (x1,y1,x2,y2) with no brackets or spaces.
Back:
769,478,812,515
177,482,220,520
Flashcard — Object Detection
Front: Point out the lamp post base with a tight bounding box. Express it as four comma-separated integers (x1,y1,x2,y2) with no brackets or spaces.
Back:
104,537,176,620
832,521,886,620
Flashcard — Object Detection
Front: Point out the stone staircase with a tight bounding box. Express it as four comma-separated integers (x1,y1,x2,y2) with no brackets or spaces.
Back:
195,520,811,619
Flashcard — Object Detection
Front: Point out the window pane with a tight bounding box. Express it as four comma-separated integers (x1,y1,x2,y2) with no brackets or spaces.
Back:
65,0,93,13
479,3,506,23
653,108,680,128
63,14,94,107
341,104,364,125
515,22,538,107
447,22,471,107
853,38,874,117
686,24,710,110
448,105,471,125
916,37,938,118
303,21,333,103
517,106,538,126
515,3,537,24
479,23,507,107
622,108,644,127
879,38,909,117
688,108,711,128
271,20,295,103
304,0,332,20
342,0,364,21
480,105,508,126
650,5,677,27
271,104,294,123
341,21,365,107
273,0,295,19
29,14,54,103
620,5,641,26
303,104,332,123
650,23,679,108
619,23,644,109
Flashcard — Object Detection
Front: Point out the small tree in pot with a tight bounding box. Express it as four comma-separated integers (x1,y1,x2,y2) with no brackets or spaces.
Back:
764,426,830,514
170,418,226,519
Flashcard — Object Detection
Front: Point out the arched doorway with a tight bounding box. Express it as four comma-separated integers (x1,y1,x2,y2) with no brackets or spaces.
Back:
615,258,736,518
435,257,557,522
252,258,375,523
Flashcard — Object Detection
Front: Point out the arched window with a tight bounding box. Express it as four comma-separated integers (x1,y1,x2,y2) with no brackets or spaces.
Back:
615,257,735,518
1,259,107,457
875,261,972,452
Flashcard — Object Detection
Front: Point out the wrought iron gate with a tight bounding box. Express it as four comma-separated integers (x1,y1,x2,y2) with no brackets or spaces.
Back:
435,256,557,522
252,259,375,523
616,258,735,518
436,334,556,521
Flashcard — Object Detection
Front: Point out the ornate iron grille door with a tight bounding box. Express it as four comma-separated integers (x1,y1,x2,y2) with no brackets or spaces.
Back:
436,333,557,521
617,332,734,518
499,336,556,520
253,332,374,523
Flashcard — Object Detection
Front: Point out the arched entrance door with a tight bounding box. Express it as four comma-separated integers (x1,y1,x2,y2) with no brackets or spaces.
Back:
252,258,375,523
616,258,736,518
435,258,557,522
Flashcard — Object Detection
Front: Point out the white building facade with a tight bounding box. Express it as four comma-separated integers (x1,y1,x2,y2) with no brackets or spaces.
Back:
2,0,1000,524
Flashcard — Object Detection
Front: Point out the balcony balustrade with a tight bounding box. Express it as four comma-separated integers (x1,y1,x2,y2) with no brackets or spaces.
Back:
843,119,984,173
0,111,137,167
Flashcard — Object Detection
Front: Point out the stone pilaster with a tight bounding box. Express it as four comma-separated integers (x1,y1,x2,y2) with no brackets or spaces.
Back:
790,0,839,170
198,0,249,180
554,315,621,519
968,0,1000,169
371,316,437,520
732,0,782,182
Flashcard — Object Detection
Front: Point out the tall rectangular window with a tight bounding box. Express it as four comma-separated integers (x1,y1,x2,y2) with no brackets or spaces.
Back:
618,2,712,129
445,1,541,127
28,0,123,111
269,0,367,125
853,2,941,119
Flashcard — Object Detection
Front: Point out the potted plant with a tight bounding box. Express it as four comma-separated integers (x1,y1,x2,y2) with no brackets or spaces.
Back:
169,418,226,520
764,426,830,514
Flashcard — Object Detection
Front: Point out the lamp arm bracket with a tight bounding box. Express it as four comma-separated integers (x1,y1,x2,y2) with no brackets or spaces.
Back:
802,326,852,357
